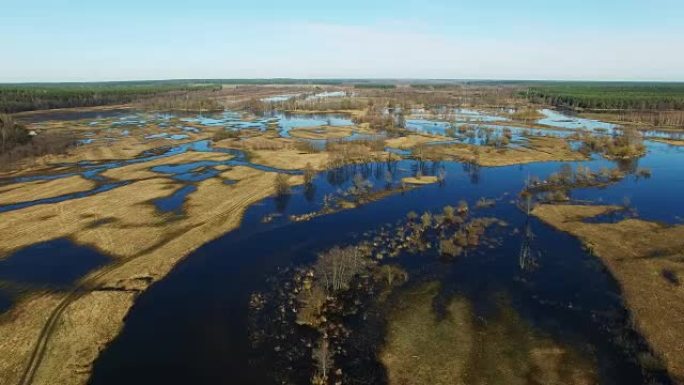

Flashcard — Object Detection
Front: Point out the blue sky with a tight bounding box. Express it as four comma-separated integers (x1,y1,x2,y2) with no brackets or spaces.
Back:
2,0,683,82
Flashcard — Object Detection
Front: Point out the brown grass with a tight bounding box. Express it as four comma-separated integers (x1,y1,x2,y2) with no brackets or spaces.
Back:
401,176,439,185
0,176,96,206
533,204,684,383
385,134,450,149
652,138,684,147
418,137,587,167
288,125,354,140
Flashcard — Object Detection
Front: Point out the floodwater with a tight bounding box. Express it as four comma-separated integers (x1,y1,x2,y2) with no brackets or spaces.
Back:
538,108,618,132
89,139,683,385
0,239,110,313
3,108,684,384
0,139,298,214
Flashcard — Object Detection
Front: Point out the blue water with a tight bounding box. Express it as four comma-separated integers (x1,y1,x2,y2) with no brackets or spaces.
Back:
538,109,618,132
89,153,678,385
405,119,567,146
154,185,198,214
0,140,299,214
0,238,110,287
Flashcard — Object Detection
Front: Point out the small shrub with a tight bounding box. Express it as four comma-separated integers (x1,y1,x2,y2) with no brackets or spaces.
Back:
420,212,433,229
212,129,240,141
439,239,462,258
304,162,315,185
274,173,291,196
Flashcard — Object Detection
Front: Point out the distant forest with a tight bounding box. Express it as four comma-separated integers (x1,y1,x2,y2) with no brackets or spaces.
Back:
526,82,684,110
3,79,684,114
0,81,220,113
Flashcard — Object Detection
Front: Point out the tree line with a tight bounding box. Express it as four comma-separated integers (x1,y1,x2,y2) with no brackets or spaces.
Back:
0,81,220,113
526,83,684,111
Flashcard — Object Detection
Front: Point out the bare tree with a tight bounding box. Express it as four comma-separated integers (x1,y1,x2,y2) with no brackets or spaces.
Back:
314,246,367,293
312,337,332,383
274,173,291,196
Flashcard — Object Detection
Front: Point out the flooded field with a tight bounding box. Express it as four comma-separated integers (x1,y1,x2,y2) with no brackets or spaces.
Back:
1,99,684,385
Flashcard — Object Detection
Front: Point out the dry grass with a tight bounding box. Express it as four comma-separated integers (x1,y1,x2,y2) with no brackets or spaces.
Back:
381,283,596,385
102,151,233,181
252,149,330,170
288,125,354,140
533,204,684,382
419,137,587,167
0,176,96,206
284,108,366,119
0,294,64,383
652,138,684,147
385,134,450,149
401,176,439,185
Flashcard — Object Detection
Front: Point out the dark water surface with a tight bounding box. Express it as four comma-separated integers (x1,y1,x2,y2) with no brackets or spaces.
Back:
89,143,681,385
0,239,110,313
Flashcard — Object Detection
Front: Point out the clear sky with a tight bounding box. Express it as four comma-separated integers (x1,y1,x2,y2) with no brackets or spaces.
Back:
2,0,683,82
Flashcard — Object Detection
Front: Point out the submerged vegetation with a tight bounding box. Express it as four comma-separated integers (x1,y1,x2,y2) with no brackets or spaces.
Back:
249,202,505,384
381,283,597,385
574,126,646,159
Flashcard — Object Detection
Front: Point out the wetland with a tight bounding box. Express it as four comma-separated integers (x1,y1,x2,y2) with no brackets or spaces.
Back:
1,82,684,385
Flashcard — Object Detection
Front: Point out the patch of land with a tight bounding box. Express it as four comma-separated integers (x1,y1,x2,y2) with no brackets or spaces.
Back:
532,204,684,382
284,108,366,119
216,133,395,171
401,176,439,185
215,135,331,171
417,137,587,167
381,283,596,385
385,133,451,149
288,125,354,140
0,176,96,206
652,138,684,147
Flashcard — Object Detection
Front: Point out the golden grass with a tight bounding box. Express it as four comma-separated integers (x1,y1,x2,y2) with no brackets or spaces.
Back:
288,125,354,140
420,137,587,167
385,134,451,149
401,176,439,185
33,291,136,385
0,294,64,383
510,108,544,122
284,108,366,119
253,149,330,170
0,176,96,206
381,283,596,385
532,204,684,382
652,138,684,147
